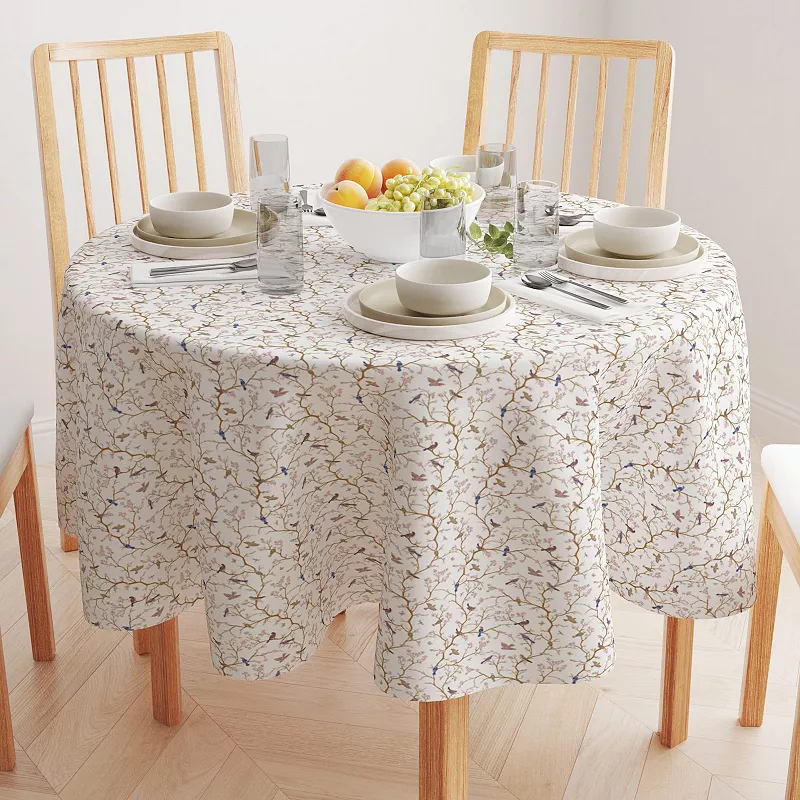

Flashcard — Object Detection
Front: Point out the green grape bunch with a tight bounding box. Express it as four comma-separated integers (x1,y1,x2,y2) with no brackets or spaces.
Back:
365,167,476,213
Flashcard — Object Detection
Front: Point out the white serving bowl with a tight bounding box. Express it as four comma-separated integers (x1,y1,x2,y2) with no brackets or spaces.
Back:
319,184,485,263
592,206,681,258
149,191,234,239
429,155,477,182
395,258,492,316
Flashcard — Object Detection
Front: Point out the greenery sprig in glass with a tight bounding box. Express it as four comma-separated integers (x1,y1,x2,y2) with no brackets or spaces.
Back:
468,220,514,258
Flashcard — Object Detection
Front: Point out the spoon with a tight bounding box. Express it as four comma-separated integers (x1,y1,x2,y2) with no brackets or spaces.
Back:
150,257,257,278
521,273,609,309
544,204,591,226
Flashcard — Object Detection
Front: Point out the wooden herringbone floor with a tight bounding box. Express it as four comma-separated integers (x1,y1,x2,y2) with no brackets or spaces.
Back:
0,456,791,800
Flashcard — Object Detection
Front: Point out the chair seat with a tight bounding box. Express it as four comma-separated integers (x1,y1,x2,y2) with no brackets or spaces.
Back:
0,400,33,478
761,444,800,539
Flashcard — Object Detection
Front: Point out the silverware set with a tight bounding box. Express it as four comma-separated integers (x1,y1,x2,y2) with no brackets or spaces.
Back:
521,270,627,310
149,257,257,278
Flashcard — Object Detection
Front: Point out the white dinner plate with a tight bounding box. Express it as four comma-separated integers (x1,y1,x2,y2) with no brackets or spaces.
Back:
129,228,256,260
359,280,507,326
134,208,256,247
557,242,708,282
564,229,701,268
343,287,515,340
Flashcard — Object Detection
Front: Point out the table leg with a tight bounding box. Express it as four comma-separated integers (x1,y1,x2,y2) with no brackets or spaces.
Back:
60,530,79,552
419,696,469,800
787,687,800,800
133,629,151,655
150,618,182,726
659,617,694,747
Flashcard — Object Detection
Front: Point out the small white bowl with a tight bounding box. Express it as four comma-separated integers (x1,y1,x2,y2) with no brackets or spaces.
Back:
429,155,477,182
395,258,492,316
592,206,681,258
149,191,234,239
319,184,484,263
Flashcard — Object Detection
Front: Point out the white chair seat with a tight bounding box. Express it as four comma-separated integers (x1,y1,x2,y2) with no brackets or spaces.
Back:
761,444,800,539
0,400,33,478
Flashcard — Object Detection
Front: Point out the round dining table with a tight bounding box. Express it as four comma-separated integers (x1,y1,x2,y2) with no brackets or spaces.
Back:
56,194,754,799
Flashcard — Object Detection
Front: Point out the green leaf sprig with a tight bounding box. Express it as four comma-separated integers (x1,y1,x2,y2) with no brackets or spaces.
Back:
468,220,514,258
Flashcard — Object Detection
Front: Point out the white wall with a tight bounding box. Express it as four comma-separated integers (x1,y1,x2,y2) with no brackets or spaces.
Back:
606,0,800,443
0,0,606,461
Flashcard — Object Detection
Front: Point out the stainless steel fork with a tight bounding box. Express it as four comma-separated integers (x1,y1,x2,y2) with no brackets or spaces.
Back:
539,270,628,305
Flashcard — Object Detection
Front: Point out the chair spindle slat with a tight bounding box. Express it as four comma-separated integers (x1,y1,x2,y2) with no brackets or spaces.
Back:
532,53,551,180
155,54,178,192
617,58,638,203
505,51,521,145
588,56,609,198
68,60,95,238
126,58,149,212
184,52,207,191
560,55,580,192
97,59,122,223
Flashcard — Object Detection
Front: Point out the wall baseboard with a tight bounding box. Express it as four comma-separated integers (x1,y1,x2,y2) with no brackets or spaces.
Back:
751,388,800,445
31,416,56,464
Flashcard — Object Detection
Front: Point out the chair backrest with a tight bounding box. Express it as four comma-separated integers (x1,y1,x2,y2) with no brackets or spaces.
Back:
463,32,675,208
32,31,246,320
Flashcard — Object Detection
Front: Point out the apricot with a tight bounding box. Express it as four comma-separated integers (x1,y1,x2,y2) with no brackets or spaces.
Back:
380,158,420,190
335,158,383,199
324,180,369,209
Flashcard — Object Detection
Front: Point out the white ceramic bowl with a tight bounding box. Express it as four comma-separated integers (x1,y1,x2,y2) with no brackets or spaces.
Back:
592,206,681,258
319,184,485,263
395,258,492,316
149,191,234,239
429,155,477,182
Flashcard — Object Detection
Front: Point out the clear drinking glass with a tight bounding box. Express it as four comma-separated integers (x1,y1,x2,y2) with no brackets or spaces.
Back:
249,134,290,207
476,143,517,217
514,180,560,269
256,189,303,295
419,200,466,258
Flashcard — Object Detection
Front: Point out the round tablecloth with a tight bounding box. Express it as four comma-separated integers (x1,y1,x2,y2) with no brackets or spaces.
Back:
56,195,754,701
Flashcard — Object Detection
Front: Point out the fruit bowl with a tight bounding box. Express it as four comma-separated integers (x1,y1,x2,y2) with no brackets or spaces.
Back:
319,184,485,263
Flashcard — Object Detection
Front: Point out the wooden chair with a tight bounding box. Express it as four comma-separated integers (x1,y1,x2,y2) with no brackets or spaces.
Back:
463,32,675,208
463,32,690,750
740,446,800,799
32,31,246,726
0,400,57,769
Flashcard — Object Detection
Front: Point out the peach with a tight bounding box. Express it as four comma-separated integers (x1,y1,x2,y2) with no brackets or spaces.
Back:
380,158,420,190
324,180,369,209
335,158,383,199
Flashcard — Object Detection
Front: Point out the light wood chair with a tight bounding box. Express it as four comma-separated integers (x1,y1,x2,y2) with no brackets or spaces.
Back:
32,31,246,727
464,32,675,208
0,400,57,769
462,32,690,753
740,446,800,799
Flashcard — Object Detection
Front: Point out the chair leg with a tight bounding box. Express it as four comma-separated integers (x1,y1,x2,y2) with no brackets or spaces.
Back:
660,616,694,747
419,695,469,800
788,687,800,800
150,618,181,726
13,428,55,662
133,629,151,655
740,486,782,727
0,630,15,771
60,531,79,552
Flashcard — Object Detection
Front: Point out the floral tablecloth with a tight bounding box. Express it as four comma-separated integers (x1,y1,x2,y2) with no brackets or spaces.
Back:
56,195,754,702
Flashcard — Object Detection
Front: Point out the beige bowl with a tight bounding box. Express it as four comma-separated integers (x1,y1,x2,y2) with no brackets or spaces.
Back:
149,191,234,239
592,206,681,258
395,258,492,316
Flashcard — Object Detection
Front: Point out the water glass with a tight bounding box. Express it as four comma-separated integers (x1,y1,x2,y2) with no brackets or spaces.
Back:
419,200,466,258
514,180,560,269
476,143,517,217
256,189,303,296
249,134,290,207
